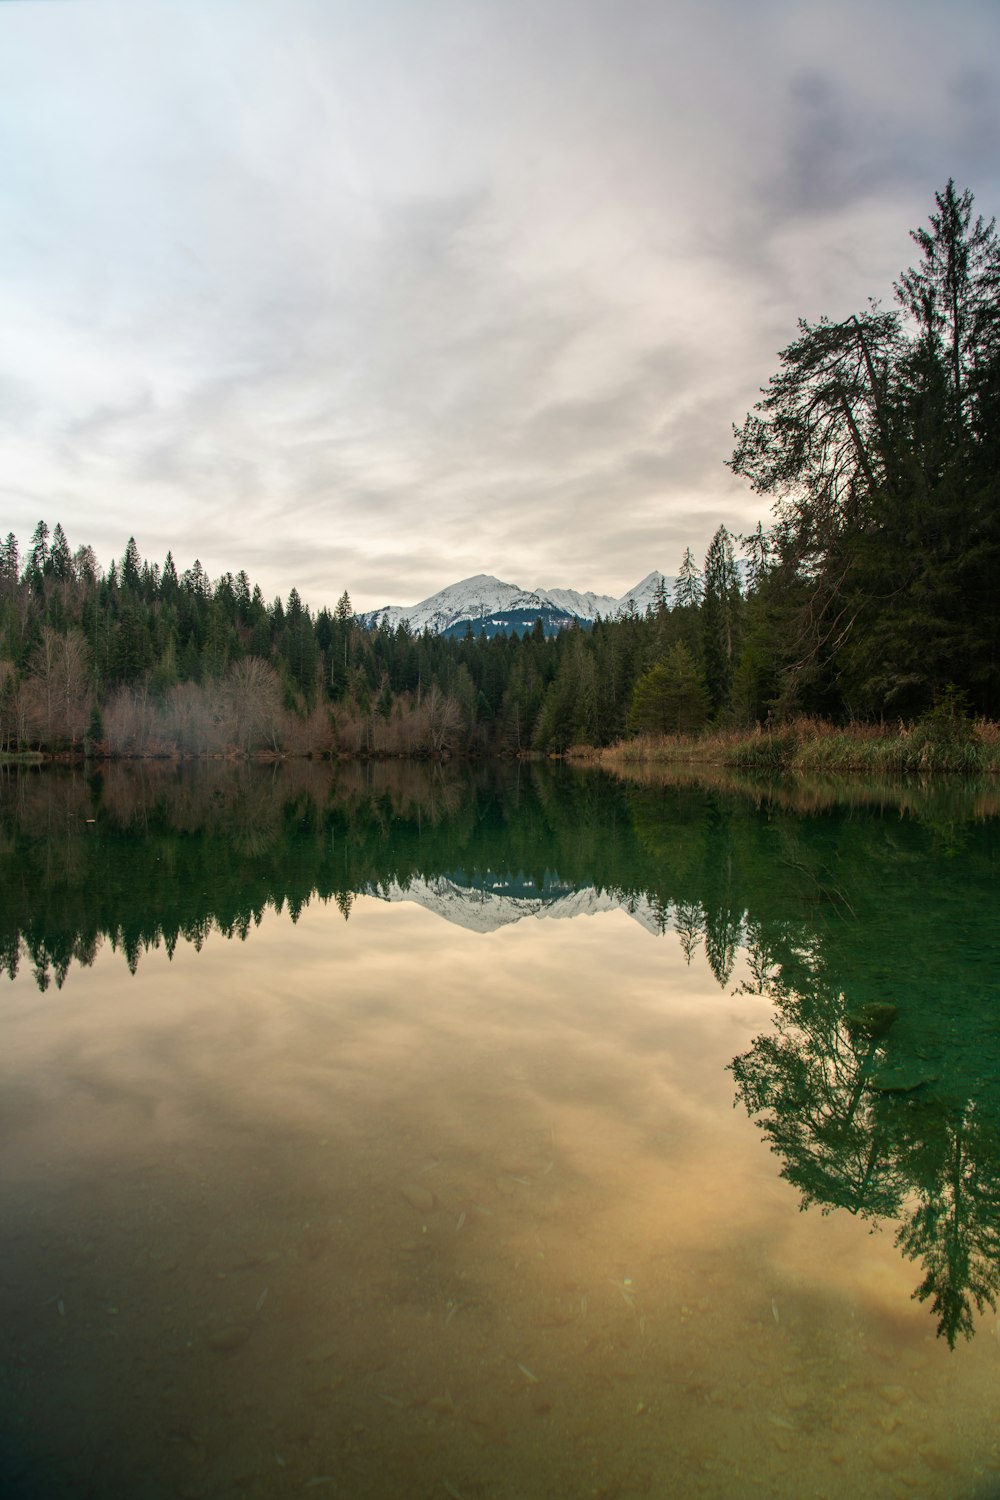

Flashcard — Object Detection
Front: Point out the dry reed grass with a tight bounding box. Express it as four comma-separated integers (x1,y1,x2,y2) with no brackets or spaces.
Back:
568,715,1000,778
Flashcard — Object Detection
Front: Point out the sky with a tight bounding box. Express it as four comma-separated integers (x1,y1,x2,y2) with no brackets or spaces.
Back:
1,0,999,614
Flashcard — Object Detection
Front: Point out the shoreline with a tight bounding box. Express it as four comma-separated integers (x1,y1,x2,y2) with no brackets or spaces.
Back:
565,717,1000,777
5,715,1000,778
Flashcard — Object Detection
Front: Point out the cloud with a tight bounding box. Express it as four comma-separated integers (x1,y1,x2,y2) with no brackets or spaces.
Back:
0,0,998,609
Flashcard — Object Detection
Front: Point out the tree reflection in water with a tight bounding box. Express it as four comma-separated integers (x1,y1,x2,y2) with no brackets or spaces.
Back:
730,938,1000,1347
3,757,1000,1343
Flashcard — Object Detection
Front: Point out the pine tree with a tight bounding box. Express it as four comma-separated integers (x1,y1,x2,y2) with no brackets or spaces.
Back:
121,536,142,592
702,526,742,714
727,184,1000,717
674,548,702,608
627,643,710,735
0,533,19,593
49,524,71,580
895,179,1000,430
25,521,49,585
235,571,252,623
184,559,210,598
741,523,771,591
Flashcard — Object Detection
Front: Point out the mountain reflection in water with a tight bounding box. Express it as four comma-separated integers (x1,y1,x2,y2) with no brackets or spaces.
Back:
3,758,1000,1361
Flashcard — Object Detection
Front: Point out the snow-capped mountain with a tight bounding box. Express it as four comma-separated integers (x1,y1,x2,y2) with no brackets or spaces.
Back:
362,571,668,637
365,872,670,936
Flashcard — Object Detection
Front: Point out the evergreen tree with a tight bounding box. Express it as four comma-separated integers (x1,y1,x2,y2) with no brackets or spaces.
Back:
0,533,19,593
111,601,153,682
627,643,710,735
25,520,49,586
184,559,210,598
674,548,703,608
895,179,1000,430
121,536,142,592
50,524,71,580
741,522,771,591
235,570,252,623
702,525,742,715
729,183,1000,717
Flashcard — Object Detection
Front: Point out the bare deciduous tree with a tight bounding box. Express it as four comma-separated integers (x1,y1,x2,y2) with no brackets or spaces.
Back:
24,627,93,748
227,656,283,753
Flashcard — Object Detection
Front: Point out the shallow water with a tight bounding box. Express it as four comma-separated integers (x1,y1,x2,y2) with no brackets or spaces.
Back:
2,761,1000,1498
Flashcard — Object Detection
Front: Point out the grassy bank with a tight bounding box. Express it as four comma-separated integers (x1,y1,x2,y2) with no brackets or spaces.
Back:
566,753,1000,822
567,715,1000,776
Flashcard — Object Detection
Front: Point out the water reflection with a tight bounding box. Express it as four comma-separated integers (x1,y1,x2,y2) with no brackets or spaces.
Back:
731,962,1000,1349
0,758,864,989
3,759,1000,1497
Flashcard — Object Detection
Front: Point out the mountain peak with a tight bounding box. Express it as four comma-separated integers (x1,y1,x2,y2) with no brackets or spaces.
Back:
362,569,670,637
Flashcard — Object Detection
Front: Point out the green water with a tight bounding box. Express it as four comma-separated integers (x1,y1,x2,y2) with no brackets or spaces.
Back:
2,760,1000,1498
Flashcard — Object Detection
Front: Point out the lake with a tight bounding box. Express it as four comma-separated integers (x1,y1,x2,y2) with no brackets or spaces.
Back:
2,760,1000,1499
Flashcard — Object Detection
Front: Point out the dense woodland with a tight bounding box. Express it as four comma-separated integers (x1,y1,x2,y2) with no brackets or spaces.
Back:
2,182,998,758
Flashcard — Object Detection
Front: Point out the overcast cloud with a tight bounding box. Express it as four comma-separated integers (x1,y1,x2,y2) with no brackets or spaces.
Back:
1,0,998,610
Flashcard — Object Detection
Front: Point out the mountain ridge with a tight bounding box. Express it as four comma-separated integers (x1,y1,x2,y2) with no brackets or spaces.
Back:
366,872,668,936
362,570,668,637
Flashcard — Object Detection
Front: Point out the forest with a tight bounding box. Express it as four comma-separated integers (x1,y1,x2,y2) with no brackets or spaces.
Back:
1,181,997,759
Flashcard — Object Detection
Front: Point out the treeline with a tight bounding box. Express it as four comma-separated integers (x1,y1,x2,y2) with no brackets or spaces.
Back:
0,526,691,756
1,181,997,757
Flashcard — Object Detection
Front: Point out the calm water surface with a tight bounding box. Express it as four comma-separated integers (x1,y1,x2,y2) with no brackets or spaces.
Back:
2,761,1000,1499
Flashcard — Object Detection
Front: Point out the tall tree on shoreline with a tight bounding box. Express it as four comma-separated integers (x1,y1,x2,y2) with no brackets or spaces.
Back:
702,525,741,715
729,183,1000,718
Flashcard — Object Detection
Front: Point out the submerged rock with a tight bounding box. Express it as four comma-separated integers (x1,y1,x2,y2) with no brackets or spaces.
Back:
870,1069,937,1094
845,1002,899,1040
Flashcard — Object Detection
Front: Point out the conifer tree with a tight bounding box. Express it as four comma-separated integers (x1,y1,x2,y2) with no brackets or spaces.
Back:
25,521,49,585
627,642,710,735
121,536,142,592
50,524,71,580
184,559,210,598
673,548,702,608
702,526,742,714
895,179,1000,429
728,183,1000,717
741,522,771,590
0,533,19,593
